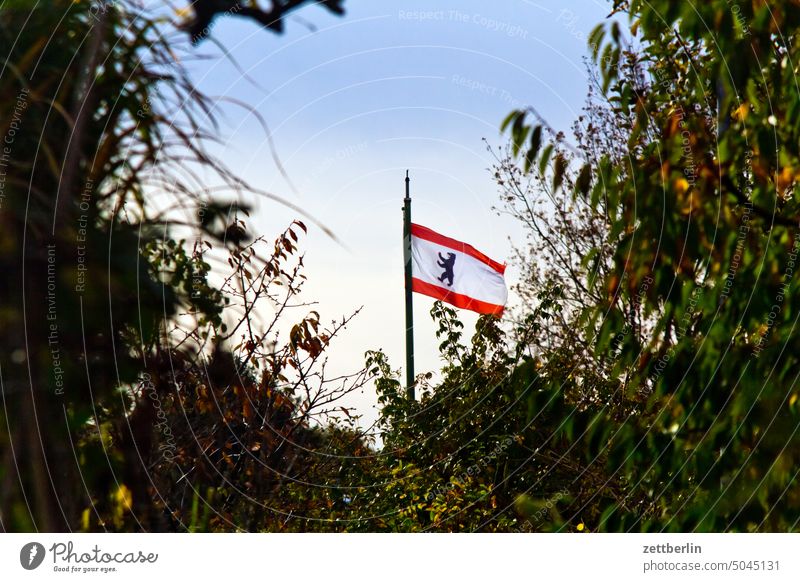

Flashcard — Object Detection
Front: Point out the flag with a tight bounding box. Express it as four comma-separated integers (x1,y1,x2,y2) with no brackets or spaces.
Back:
410,223,507,316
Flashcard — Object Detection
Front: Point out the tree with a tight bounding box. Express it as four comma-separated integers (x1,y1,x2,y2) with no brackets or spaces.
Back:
503,0,800,531
491,52,652,415
326,301,632,532
0,0,355,532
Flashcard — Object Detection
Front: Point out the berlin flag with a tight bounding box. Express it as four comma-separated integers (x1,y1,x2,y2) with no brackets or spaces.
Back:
410,223,507,316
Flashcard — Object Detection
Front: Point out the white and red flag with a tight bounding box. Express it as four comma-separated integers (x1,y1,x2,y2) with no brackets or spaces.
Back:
410,223,507,316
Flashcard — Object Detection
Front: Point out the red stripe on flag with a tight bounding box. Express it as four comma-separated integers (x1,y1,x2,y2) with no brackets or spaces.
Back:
412,278,504,316
410,223,506,274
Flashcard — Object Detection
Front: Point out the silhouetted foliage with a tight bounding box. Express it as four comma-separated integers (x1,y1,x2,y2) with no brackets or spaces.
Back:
183,0,346,43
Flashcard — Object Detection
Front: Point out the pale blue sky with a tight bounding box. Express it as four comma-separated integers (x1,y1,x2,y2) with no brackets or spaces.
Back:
180,0,615,428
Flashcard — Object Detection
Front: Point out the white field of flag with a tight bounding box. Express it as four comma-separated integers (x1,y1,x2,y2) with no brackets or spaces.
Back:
410,223,507,316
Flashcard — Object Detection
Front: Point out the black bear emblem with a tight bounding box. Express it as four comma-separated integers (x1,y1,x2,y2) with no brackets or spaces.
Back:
437,252,456,287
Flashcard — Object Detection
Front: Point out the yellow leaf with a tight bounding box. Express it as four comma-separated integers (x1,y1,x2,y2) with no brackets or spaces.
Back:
116,484,133,510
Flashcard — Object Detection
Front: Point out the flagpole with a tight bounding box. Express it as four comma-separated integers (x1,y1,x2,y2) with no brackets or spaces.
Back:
403,170,415,399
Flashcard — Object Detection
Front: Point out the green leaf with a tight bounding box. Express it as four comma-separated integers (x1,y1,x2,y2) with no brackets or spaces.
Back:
500,109,522,133
588,24,606,60
512,124,531,157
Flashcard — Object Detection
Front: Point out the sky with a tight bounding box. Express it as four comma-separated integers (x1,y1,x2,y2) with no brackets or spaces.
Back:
179,0,615,429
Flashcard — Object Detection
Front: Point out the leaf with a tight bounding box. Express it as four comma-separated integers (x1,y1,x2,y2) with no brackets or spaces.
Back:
552,153,568,192
538,144,554,176
512,125,531,157
501,109,523,133
575,163,592,196
524,125,543,173
610,21,620,43
588,24,606,60
511,113,529,157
